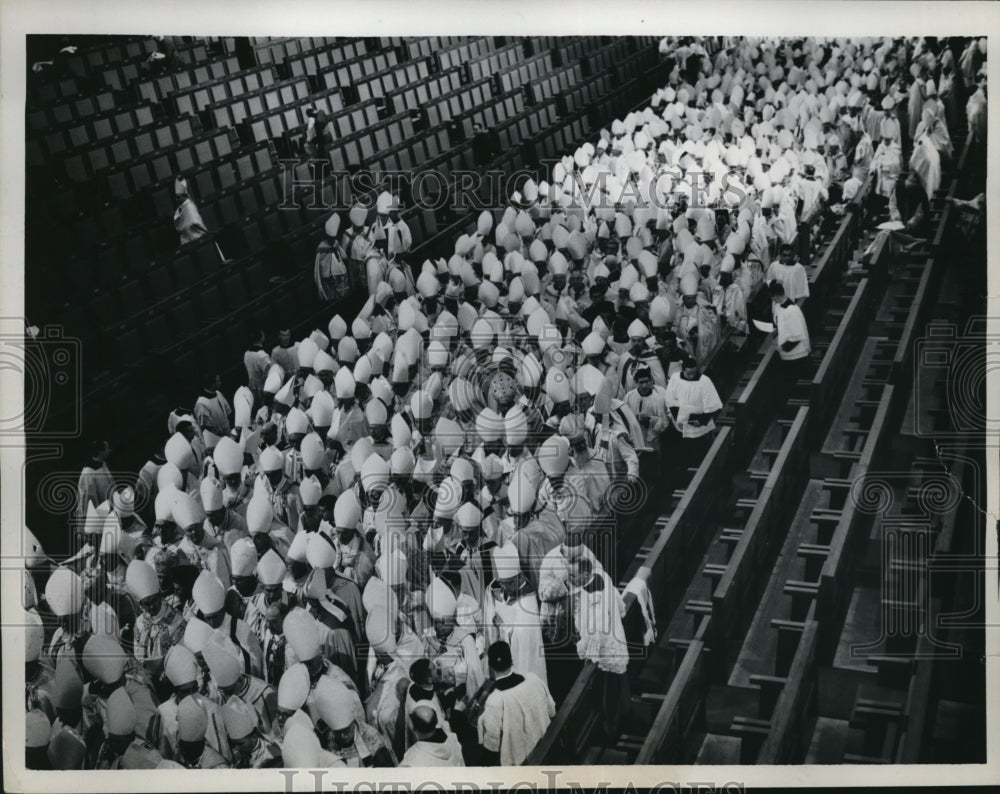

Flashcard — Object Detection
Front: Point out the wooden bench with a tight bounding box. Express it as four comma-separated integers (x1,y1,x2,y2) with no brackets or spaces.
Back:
850,696,905,758
796,543,830,581
732,339,780,457
784,580,820,621
635,632,708,764
522,660,604,764
702,562,728,587
897,631,936,762
810,507,843,545
730,716,771,763
890,257,942,389
823,384,891,480
719,527,744,559
808,278,874,445
821,478,852,510
816,387,895,660
770,617,806,676
749,673,787,720
684,599,713,633
757,615,820,762
710,407,810,679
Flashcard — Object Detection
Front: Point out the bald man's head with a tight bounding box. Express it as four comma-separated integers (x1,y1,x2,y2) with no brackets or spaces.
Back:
409,705,439,739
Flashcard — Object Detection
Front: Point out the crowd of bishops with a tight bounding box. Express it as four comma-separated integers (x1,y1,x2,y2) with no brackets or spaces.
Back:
24,35,984,770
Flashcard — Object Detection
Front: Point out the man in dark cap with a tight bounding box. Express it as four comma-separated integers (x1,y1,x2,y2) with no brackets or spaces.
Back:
474,640,554,766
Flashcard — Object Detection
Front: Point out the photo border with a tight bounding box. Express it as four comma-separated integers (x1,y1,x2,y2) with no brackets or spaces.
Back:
2,0,997,790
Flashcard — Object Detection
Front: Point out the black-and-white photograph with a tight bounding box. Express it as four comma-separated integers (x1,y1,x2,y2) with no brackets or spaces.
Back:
3,1,997,788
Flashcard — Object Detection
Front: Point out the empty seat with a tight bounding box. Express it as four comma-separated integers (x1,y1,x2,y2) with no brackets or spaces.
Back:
100,205,126,239
259,210,283,242
254,147,274,173
213,132,233,158
115,328,144,368
194,138,214,165
155,125,176,149
91,290,121,325
217,163,237,191
235,151,256,181
73,217,101,251
114,110,135,135
245,261,267,293
175,94,196,117
119,280,145,317
242,220,266,254
129,161,153,191
218,194,240,226
193,169,217,201
134,131,156,158
248,119,269,144
263,89,281,111
201,203,221,230
222,272,248,306
247,95,265,117
121,234,150,276
174,146,196,174
238,185,260,217
151,185,174,218
171,253,198,285
168,301,198,335
198,285,228,322
150,153,174,183
146,265,174,300
64,155,89,184
266,115,283,138
195,241,222,276
105,170,132,198
211,107,231,129
175,118,194,141
67,123,90,149
273,289,296,319
221,316,250,360
92,116,114,140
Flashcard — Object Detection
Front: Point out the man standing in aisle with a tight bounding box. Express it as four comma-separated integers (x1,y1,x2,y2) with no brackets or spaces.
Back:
474,641,554,766
765,244,810,307
270,329,298,381
194,375,232,452
315,213,349,302
624,365,672,484
663,356,723,489
769,280,812,388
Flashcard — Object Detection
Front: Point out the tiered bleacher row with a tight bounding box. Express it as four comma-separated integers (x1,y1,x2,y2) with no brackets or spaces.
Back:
26,34,663,442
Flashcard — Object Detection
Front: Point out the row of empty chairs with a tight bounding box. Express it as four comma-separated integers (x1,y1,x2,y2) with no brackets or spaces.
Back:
26,34,664,445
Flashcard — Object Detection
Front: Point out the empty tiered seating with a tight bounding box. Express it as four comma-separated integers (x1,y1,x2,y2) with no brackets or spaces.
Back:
25,33,663,445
